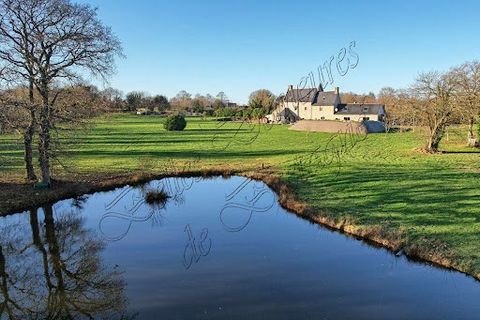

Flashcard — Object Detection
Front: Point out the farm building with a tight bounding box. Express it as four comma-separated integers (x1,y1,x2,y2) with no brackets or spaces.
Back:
271,86,385,123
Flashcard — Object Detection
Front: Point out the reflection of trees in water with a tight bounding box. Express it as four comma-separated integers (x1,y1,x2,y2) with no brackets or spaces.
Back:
0,205,133,320
99,179,194,242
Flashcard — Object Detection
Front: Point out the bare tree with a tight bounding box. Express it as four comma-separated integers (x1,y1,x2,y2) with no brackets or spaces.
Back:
0,36,38,180
0,206,129,318
0,0,122,186
170,90,192,111
411,72,459,153
101,87,124,111
216,91,228,104
450,61,480,145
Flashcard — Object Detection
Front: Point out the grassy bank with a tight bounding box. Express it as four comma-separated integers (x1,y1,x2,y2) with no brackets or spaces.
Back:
1,114,480,278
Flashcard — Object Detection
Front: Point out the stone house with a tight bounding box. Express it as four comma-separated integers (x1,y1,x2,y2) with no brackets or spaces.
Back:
272,86,385,123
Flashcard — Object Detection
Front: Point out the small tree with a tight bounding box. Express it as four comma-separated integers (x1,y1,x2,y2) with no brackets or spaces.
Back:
248,89,275,115
164,114,186,131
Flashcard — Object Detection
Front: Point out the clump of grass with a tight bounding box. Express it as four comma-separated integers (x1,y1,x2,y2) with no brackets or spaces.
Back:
145,189,170,205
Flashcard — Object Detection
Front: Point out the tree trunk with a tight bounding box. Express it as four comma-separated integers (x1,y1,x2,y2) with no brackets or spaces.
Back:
23,121,36,180
24,110,37,181
44,205,69,317
426,126,445,153
30,208,53,289
38,85,51,186
24,80,37,181
467,117,476,146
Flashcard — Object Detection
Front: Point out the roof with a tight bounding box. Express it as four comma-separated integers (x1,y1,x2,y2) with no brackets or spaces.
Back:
285,88,318,103
279,108,300,119
335,103,384,115
312,91,340,106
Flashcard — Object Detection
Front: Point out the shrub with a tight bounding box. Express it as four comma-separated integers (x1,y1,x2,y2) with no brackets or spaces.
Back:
145,189,170,205
164,114,186,131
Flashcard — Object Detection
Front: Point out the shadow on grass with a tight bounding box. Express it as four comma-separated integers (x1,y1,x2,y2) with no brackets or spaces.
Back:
64,149,305,159
441,150,480,154
285,163,480,254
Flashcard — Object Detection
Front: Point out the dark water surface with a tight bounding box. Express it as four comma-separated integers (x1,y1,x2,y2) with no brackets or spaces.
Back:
1,176,480,319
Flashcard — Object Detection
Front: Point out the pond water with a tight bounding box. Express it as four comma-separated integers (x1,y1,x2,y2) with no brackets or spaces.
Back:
1,176,480,319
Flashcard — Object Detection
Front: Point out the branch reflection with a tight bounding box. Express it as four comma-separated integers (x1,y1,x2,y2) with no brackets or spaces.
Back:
0,205,133,319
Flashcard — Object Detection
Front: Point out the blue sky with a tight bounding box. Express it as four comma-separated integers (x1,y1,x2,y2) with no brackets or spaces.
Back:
80,0,480,104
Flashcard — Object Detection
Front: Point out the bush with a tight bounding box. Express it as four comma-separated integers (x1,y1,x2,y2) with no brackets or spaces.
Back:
145,189,170,206
164,114,187,131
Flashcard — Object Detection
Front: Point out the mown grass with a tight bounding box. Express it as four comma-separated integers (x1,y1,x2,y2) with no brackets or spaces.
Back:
1,114,480,275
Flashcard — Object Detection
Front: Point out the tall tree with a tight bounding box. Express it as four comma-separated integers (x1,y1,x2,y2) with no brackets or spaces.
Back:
0,0,123,185
170,90,192,111
216,91,228,103
411,71,458,153
450,61,480,145
126,91,145,111
152,94,169,112
0,22,38,180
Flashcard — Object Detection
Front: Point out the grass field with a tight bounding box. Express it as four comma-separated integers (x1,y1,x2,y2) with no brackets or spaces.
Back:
1,114,480,277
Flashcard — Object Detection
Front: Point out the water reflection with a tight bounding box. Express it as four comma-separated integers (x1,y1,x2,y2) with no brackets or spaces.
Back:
2,177,480,319
99,177,276,241
0,205,131,320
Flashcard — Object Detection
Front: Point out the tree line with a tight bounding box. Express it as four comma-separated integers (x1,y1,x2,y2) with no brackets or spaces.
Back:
338,61,480,153
375,61,480,152
109,89,278,119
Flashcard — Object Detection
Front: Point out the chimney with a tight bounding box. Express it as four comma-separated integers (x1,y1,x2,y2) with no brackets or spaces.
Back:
334,86,340,94
288,85,293,91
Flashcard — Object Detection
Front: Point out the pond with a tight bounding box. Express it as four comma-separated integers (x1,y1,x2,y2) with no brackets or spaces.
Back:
1,176,480,319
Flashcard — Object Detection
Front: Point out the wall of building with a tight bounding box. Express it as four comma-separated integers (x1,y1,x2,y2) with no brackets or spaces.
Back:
278,101,384,122
333,113,381,122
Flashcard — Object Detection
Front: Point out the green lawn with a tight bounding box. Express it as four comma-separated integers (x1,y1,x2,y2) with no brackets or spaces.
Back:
1,114,480,276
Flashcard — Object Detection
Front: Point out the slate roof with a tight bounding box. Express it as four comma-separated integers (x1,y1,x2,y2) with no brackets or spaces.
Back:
312,91,340,106
283,87,385,116
335,104,384,115
285,88,318,103
278,108,300,120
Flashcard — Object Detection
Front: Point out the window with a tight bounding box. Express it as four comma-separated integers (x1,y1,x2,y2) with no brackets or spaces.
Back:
344,117,351,121
304,107,307,110
363,107,369,112
363,117,370,121
321,117,325,120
